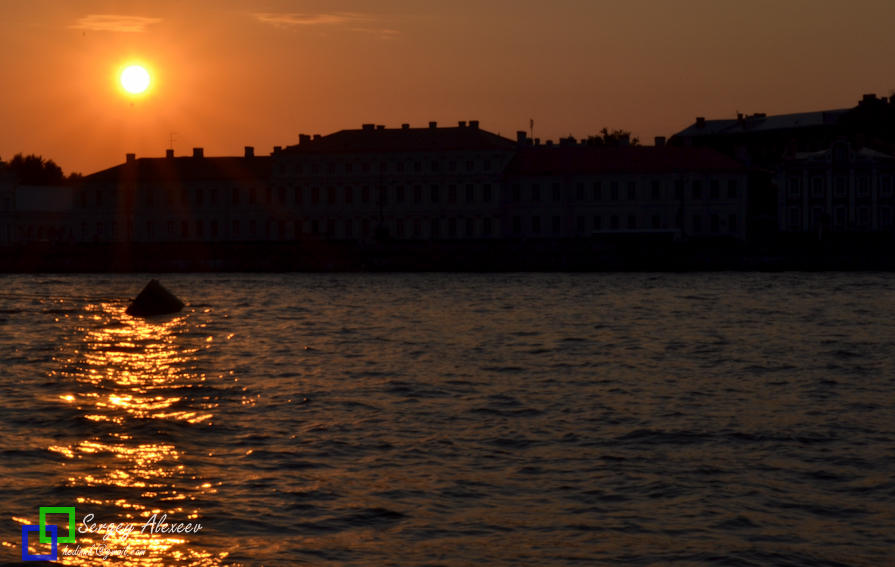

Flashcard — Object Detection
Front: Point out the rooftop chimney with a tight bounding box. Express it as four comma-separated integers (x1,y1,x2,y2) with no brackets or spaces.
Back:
165,149,174,158
429,121,437,129
402,124,410,129
193,148,204,158
313,135,321,140
126,153,136,163
245,146,254,158
299,134,310,144
517,131,527,147
469,120,479,129
546,140,554,147
458,121,467,127
273,146,282,153
696,117,705,128
655,136,666,147
376,125,385,130
362,124,375,130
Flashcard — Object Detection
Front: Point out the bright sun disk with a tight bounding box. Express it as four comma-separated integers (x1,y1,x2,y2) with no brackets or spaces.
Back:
121,65,150,94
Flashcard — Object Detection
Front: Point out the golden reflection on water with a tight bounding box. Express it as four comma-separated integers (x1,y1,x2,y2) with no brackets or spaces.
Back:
37,302,226,566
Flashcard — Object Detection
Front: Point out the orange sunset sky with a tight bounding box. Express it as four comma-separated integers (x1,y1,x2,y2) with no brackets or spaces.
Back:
2,0,895,176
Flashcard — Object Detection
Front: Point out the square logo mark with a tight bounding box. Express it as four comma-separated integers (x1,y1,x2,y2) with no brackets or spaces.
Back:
40,507,76,544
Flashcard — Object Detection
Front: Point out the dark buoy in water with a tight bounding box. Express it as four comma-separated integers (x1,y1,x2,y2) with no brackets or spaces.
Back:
126,279,185,317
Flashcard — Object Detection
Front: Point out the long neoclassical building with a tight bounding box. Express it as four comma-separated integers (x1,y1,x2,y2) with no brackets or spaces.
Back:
29,121,751,245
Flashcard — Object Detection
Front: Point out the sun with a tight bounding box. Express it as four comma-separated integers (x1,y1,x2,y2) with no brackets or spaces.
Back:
121,65,151,94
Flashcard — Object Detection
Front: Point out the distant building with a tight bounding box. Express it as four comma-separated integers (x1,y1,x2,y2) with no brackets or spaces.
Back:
74,149,270,242
271,121,517,240
504,143,748,241
670,94,895,166
778,140,895,233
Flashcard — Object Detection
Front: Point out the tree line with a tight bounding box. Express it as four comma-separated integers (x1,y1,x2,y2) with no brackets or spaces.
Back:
0,153,82,186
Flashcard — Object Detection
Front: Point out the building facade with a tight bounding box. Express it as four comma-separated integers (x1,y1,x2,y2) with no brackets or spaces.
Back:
778,141,895,233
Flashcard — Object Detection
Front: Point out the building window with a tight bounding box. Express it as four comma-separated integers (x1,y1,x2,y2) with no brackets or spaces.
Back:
95,191,102,207
413,219,421,237
465,218,474,236
692,180,702,199
881,206,893,227
396,186,405,204
327,219,335,235
788,178,802,198
881,177,893,196
362,163,370,173
233,220,240,237
431,185,439,203
449,161,457,172
788,207,800,231
246,220,255,237
346,163,353,173
449,185,457,203
858,206,870,228
710,214,719,233
195,188,202,205
277,219,285,238
811,177,824,198
577,216,585,233
512,184,521,202
627,181,636,200
196,221,204,238
610,181,618,200
345,186,353,204
431,161,439,172
728,180,737,198
729,214,738,233
466,184,474,203
594,215,602,230
594,182,602,200
627,215,636,229
327,187,335,204
834,206,846,230
212,220,219,238
484,160,492,171
328,163,335,174
576,182,584,201
834,177,847,198
449,218,457,236
512,216,521,234
693,215,702,234
811,206,823,228
211,187,219,206
652,215,660,229
146,221,153,237
483,217,492,236
431,218,440,236
553,183,561,202
380,163,387,173
414,185,422,203
532,184,540,202
96,222,103,238
363,219,371,236
674,181,683,200
483,184,492,203
167,221,174,237
311,187,320,204
310,220,319,235
379,187,387,205
532,216,541,234
857,177,870,197
294,164,302,174
181,220,189,238
80,190,88,208
249,187,257,205
293,220,301,237
233,187,240,205
466,161,474,172
278,187,286,204
362,186,370,204
710,180,720,199
651,180,660,200
610,215,619,230
396,219,404,238
552,216,561,233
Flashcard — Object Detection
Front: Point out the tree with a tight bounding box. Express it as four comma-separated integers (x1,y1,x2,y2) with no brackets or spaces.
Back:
586,128,640,147
6,153,66,185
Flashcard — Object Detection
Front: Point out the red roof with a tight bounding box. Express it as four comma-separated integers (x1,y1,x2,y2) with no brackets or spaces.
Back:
82,156,271,184
506,146,746,175
282,125,517,154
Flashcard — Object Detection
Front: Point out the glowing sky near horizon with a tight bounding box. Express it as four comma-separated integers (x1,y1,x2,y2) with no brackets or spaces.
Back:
2,0,895,175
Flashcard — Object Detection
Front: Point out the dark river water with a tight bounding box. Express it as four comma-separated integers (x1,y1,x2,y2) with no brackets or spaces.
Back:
1,273,893,566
